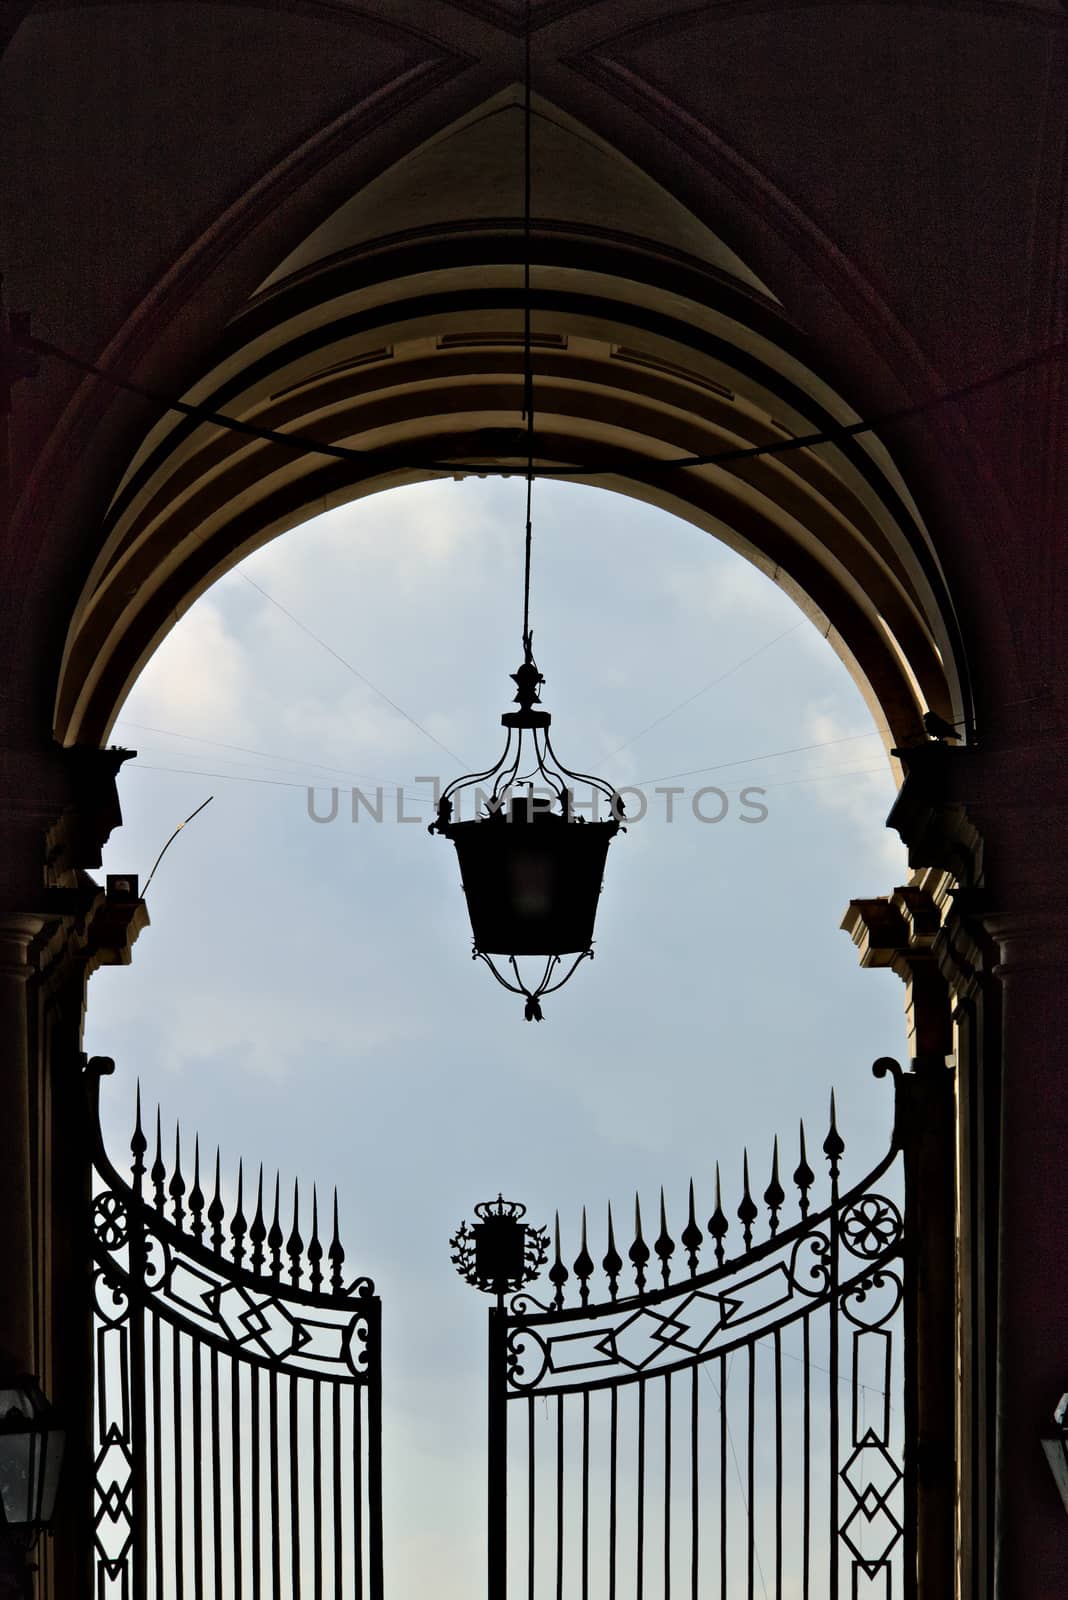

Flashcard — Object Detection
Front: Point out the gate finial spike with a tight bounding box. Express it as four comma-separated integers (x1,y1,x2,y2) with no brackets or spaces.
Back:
824,1090,845,1175
655,1186,675,1287
629,1193,650,1293
708,1162,728,1266
169,1122,186,1228
231,1160,248,1266
268,1173,284,1278
603,1202,622,1301
549,1211,569,1310
764,1136,785,1236
794,1119,815,1217
151,1106,166,1209
189,1135,205,1240
287,1179,304,1288
249,1166,266,1272
573,1207,593,1308
681,1178,703,1276
308,1185,324,1291
738,1149,758,1249
131,1082,147,1190
329,1189,345,1292
208,1148,225,1253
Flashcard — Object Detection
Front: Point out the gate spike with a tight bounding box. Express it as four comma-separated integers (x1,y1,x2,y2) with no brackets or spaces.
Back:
268,1173,284,1278
764,1137,785,1236
328,1189,345,1292
629,1193,650,1295
231,1160,247,1267
208,1148,225,1254
824,1090,845,1177
189,1136,205,1241
549,1212,569,1311
151,1107,166,1210
708,1162,728,1267
169,1122,186,1229
287,1179,304,1288
602,1203,623,1302
249,1166,266,1273
737,1149,758,1249
131,1082,147,1192
655,1187,675,1287
308,1186,324,1292
681,1179,703,1276
794,1120,815,1219
572,1208,593,1308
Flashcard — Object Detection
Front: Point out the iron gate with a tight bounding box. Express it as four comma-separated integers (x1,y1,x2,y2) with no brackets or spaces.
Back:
87,1057,383,1600
481,1062,921,1600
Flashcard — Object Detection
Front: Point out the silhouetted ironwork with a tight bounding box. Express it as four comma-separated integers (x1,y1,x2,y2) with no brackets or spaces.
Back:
429,647,624,1021
451,1197,551,1303
426,0,624,1024
465,1064,914,1600
86,1058,382,1600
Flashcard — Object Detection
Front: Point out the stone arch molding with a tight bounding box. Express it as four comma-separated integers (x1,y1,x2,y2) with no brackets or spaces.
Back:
55,94,962,758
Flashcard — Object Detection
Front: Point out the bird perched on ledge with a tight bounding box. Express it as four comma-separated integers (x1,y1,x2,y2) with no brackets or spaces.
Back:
922,710,962,742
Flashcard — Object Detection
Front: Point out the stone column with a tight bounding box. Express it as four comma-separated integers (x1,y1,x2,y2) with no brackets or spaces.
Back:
886,743,1068,1600
0,914,45,1376
986,906,1068,1600
842,880,956,1599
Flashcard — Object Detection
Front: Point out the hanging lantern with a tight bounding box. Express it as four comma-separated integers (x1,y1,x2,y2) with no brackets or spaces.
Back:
430,642,624,1019
428,2,625,1019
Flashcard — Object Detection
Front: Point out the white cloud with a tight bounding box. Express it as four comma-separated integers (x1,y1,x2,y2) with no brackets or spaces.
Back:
126,597,252,739
660,549,799,629
798,702,906,876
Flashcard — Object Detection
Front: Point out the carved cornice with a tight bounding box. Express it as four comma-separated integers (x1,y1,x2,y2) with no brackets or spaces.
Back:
842,882,953,1060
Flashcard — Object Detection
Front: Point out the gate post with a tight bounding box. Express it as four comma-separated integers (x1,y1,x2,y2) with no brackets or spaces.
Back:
892,1057,956,1600
450,1197,550,1600
487,1305,508,1600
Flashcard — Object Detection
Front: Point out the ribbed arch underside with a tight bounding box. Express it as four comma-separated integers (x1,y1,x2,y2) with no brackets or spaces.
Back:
55,224,961,756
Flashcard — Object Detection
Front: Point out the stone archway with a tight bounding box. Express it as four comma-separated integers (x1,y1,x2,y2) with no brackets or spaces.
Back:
53,99,966,759
5,14,1066,1593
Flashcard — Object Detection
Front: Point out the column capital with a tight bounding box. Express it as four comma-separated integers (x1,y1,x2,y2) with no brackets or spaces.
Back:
0,913,48,978
841,880,953,1058
982,909,1068,978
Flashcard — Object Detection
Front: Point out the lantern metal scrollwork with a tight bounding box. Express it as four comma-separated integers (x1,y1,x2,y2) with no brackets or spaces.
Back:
429,640,624,1019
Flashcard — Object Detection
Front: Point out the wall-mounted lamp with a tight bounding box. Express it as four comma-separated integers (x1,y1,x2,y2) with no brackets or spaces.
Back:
0,1378,65,1544
1041,1392,1068,1514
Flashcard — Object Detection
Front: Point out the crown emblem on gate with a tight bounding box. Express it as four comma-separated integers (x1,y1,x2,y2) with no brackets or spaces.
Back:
450,1195,550,1298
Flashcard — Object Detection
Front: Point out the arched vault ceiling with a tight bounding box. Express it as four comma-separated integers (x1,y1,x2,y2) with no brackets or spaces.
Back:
3,0,1067,745
53,219,958,753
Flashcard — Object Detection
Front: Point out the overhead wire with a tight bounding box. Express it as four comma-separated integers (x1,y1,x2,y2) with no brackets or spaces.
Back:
114,718,400,787
18,329,1067,480
237,571,468,767
601,619,807,761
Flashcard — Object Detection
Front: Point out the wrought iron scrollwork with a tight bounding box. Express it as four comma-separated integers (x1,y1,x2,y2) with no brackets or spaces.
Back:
86,1059,383,1600
475,1063,911,1599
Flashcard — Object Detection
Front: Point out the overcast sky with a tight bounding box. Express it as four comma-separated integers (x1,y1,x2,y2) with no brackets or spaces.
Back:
85,477,909,1595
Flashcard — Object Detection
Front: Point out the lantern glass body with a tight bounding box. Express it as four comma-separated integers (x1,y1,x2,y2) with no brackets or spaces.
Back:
0,1380,64,1532
444,808,617,956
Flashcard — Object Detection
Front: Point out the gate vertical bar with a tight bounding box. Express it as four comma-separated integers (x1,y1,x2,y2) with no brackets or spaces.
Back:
128,1146,148,1599
92,1066,380,1600
368,1297,386,1600
488,1303,509,1600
